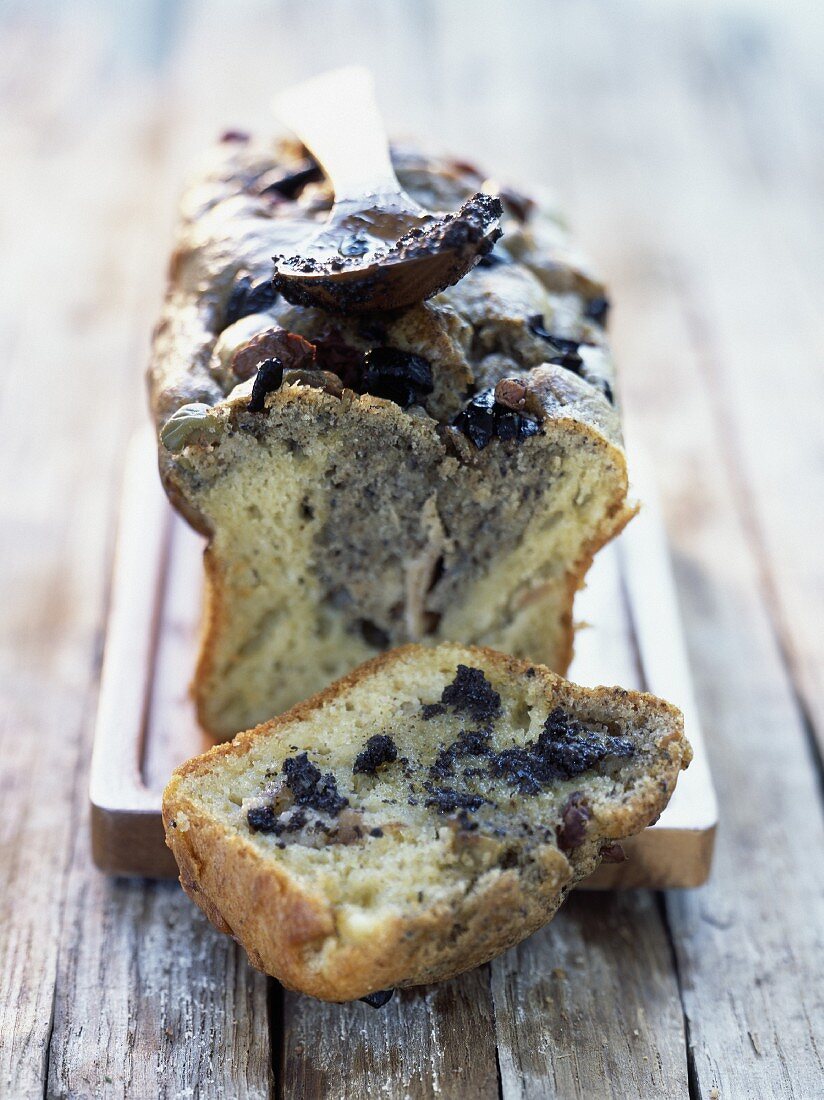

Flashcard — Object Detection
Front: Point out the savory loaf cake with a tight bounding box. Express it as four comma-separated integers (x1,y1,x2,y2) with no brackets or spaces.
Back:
149,133,634,738
163,643,690,1002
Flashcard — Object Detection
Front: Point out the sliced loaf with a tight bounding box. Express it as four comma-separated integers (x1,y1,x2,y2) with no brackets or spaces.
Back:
163,643,690,1002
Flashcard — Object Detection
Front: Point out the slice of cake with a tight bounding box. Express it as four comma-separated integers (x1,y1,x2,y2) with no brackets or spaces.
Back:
149,135,634,738
163,643,690,1002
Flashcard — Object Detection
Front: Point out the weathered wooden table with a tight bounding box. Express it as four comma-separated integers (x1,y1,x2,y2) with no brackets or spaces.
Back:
2,2,822,1097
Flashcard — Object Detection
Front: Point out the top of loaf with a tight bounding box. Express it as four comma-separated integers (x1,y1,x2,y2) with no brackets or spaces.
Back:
149,132,620,444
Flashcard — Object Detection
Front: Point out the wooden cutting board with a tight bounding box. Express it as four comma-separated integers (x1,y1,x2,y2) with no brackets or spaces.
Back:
90,429,717,886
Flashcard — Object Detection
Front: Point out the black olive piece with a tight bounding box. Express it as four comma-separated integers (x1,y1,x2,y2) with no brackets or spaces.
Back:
453,388,541,449
254,160,323,200
421,702,446,720
495,409,521,441
282,752,349,816
246,804,278,833
248,358,284,412
360,348,434,409
598,379,615,405
518,416,541,440
453,388,497,449
360,989,395,1008
224,276,279,329
357,619,390,648
440,664,501,722
584,295,611,327
422,784,491,814
353,734,398,776
528,315,585,370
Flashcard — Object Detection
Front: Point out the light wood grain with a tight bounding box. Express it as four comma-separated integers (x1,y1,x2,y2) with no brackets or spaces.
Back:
492,893,689,1099
653,3,824,765
48,876,273,1100
566,8,824,1095
0,10,149,1094
282,969,500,1100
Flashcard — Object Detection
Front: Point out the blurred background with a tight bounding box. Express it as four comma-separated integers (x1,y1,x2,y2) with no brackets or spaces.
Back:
2,1,823,1097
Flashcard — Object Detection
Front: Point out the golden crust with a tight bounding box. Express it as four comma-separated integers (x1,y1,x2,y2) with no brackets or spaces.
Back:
164,644,689,1001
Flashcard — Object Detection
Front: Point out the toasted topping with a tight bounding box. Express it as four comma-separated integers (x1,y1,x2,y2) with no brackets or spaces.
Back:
353,734,399,776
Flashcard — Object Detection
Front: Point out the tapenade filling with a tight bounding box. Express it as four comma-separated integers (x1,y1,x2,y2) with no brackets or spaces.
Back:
244,666,637,853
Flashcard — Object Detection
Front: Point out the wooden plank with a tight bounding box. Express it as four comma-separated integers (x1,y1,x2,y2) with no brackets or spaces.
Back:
0,9,146,1095
22,4,275,1097
89,430,175,877
492,893,689,1099
282,969,499,1100
663,5,824,761
50,875,272,1100
576,9,824,1088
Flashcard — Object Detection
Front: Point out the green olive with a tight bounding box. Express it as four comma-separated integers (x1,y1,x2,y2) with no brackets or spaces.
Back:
160,403,223,452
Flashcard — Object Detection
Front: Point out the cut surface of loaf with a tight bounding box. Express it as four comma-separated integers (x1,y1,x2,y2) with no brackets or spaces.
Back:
163,643,690,1002
149,135,634,738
